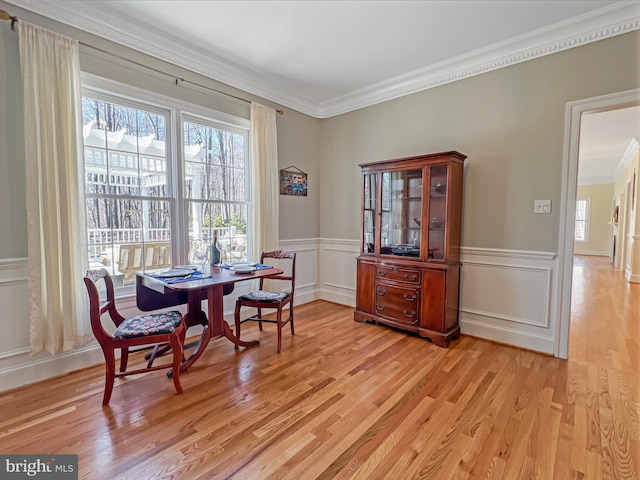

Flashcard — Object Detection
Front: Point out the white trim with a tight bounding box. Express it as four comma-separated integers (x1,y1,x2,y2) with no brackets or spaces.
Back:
625,269,640,283
0,257,27,285
0,345,105,393
461,260,552,328
613,137,640,180
7,1,639,118
557,88,640,359
0,257,28,269
460,307,546,329
573,250,609,256
0,347,30,361
461,247,555,261
459,320,554,355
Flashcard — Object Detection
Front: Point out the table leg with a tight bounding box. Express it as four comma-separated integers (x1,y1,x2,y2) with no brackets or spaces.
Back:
169,293,210,375
208,284,260,348
171,284,259,376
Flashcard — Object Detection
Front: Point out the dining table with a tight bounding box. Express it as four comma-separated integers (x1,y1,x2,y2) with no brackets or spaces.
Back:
136,264,284,372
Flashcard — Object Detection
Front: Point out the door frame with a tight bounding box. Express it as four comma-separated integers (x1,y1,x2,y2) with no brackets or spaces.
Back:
556,88,640,358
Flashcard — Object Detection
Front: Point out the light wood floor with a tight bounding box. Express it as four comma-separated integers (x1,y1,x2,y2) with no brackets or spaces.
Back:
1,255,638,479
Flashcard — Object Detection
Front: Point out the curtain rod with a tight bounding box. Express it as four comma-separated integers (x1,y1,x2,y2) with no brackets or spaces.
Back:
0,8,284,115
0,9,17,29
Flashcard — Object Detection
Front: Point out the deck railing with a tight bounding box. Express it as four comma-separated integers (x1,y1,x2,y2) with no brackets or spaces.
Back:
88,227,238,256
87,227,245,281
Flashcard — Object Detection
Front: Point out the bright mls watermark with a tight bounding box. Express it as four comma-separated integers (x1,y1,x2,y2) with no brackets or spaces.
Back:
1,455,78,479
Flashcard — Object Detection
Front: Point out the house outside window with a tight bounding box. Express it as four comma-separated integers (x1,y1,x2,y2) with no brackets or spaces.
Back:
82,79,250,289
575,198,590,242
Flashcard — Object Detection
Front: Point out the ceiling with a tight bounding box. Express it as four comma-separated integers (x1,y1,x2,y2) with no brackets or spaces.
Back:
4,0,639,182
579,106,640,185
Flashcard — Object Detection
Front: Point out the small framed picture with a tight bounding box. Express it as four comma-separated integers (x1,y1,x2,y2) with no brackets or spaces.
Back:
280,167,307,196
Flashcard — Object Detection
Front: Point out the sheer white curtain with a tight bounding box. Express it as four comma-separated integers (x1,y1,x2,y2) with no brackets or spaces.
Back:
19,21,91,355
249,103,279,260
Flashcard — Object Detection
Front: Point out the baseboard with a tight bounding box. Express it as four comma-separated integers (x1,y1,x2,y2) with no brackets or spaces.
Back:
459,317,554,355
0,345,105,393
317,288,355,308
574,251,609,257
625,267,640,283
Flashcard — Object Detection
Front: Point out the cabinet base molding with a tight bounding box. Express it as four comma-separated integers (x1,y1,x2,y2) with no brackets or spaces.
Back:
354,311,461,347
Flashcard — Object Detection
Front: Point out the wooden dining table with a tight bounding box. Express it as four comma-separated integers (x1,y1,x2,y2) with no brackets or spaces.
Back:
137,265,283,372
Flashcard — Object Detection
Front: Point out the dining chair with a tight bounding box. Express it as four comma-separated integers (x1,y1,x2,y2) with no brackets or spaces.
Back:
234,250,296,353
84,269,187,405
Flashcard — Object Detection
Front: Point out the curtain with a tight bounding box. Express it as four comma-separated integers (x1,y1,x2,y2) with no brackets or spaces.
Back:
249,103,279,260
19,21,91,355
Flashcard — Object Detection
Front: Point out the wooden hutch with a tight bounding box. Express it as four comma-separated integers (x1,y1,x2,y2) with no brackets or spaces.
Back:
354,151,465,347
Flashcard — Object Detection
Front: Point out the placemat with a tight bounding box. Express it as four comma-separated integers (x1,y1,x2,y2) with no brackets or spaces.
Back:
148,270,210,284
220,263,273,270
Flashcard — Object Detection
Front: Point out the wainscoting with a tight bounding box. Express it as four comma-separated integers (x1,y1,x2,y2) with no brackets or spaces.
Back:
0,241,562,392
458,247,558,354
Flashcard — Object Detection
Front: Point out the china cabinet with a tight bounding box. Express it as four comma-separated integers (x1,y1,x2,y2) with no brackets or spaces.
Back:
354,151,465,347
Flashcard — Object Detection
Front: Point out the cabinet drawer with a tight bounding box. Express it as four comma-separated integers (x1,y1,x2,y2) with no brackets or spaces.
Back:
375,265,421,284
375,283,420,326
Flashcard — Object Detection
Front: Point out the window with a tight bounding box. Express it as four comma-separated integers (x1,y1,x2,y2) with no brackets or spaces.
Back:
82,81,250,289
575,198,590,242
183,117,248,255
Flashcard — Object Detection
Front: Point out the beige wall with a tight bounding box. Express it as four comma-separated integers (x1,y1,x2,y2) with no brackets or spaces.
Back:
319,31,640,252
0,21,27,258
574,184,614,255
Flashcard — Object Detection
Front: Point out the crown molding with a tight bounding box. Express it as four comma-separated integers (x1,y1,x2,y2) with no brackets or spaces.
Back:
578,175,617,186
316,1,640,118
5,0,639,118
614,137,640,177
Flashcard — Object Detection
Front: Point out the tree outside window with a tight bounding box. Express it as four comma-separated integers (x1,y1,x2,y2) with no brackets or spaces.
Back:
82,86,249,289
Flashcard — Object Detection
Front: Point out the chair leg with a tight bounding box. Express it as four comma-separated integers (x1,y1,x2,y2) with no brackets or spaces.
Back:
169,334,183,395
147,344,160,369
178,325,187,362
103,347,117,406
234,301,242,351
276,308,283,354
144,343,171,362
257,308,263,331
119,347,129,372
290,305,294,335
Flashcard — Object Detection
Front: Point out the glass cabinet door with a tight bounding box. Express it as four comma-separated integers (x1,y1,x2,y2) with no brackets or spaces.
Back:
428,164,448,260
362,173,376,253
380,168,422,258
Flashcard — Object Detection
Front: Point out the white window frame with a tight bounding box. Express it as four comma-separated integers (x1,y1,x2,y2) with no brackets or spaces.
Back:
574,197,590,242
81,73,251,296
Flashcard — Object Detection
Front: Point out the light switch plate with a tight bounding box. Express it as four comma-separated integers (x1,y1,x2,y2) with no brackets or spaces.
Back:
534,199,552,214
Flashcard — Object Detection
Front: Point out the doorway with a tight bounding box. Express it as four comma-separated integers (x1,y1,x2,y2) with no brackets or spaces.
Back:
556,88,640,358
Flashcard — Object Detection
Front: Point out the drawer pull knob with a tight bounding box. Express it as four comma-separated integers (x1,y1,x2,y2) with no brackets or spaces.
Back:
403,310,416,318
403,293,416,301
376,287,387,295
405,274,418,281
377,270,386,277
376,304,385,312
392,267,399,272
